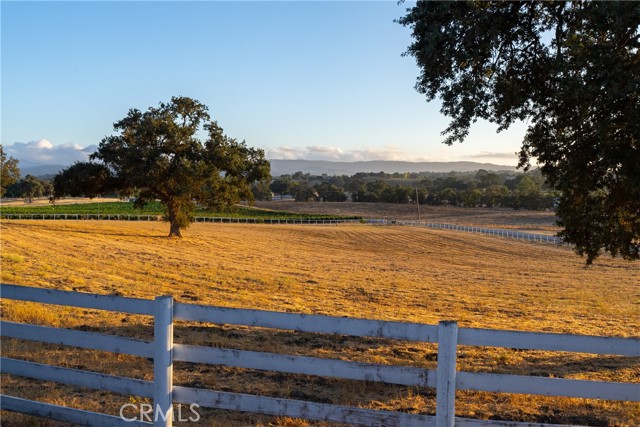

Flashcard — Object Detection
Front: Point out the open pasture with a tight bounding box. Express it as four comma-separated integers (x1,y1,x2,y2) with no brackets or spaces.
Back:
255,201,560,234
0,220,638,426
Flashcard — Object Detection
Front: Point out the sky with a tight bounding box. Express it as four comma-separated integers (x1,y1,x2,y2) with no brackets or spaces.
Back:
2,1,528,167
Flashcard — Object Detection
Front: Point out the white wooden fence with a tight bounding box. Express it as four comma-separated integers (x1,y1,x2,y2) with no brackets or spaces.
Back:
0,284,638,427
0,213,360,225
368,219,563,244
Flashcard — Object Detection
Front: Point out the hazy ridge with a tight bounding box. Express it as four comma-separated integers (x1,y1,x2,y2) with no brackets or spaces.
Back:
19,160,517,179
269,159,517,177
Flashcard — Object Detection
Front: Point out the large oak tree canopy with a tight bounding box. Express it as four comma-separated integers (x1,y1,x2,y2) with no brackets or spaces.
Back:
399,1,639,263
1,144,21,197
54,97,270,237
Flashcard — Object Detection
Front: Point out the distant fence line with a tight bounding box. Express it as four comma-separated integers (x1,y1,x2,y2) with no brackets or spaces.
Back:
1,283,638,427
0,213,360,225
368,219,563,245
0,213,562,244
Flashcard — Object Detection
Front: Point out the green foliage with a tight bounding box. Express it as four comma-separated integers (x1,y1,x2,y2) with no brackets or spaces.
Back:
54,162,115,199
1,144,20,197
0,201,357,220
270,178,295,197
54,96,271,236
251,180,272,201
314,182,347,202
292,171,310,180
267,168,555,209
347,171,554,209
40,179,54,197
399,1,640,263
4,175,53,201
19,175,44,202
293,182,317,202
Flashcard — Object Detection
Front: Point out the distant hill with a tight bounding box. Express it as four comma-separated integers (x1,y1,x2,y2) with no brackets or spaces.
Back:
21,164,67,178
269,160,517,177
19,160,517,180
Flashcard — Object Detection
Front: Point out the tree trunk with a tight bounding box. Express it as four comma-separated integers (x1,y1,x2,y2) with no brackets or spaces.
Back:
168,221,182,238
166,202,183,238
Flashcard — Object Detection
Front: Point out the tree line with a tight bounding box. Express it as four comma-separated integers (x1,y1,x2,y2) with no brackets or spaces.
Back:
0,145,54,202
3,175,53,202
263,169,558,210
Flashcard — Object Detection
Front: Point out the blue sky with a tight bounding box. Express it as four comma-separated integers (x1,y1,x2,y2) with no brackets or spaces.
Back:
2,1,526,167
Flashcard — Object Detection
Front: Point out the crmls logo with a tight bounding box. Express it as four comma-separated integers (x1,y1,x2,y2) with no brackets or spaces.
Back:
120,403,201,423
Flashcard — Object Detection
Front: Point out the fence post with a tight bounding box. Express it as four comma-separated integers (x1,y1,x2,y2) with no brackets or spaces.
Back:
436,320,458,427
153,295,173,427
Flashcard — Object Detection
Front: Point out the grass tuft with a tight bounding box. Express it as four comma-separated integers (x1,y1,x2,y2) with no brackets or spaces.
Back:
2,252,25,263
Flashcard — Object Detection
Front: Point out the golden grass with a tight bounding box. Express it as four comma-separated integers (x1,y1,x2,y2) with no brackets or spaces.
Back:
0,220,638,426
255,201,561,234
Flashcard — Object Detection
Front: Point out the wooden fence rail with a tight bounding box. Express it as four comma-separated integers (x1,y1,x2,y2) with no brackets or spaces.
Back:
0,283,638,427
0,213,360,225
369,219,563,244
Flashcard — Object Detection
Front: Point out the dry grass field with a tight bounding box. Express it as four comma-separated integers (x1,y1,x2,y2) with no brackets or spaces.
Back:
255,201,561,234
0,219,638,426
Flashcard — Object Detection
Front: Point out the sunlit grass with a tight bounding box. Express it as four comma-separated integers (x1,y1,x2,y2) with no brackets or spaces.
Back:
0,220,638,426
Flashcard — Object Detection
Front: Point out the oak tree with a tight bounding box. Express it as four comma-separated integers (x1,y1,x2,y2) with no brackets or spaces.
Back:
399,1,639,263
53,161,114,200
20,175,45,202
1,144,20,197
54,97,271,237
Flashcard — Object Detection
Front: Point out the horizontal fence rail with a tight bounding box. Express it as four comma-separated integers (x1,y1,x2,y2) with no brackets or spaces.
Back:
0,213,165,221
173,385,436,427
0,321,154,358
458,327,640,357
174,302,638,356
193,216,361,225
173,344,436,388
1,357,153,398
1,283,638,427
456,371,639,401
0,395,152,427
0,212,360,225
0,283,154,315
174,302,439,341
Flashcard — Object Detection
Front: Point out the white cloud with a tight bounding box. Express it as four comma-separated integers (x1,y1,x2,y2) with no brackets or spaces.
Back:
462,151,519,166
467,151,518,160
4,140,97,167
266,145,429,162
3,140,519,168
267,146,308,160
